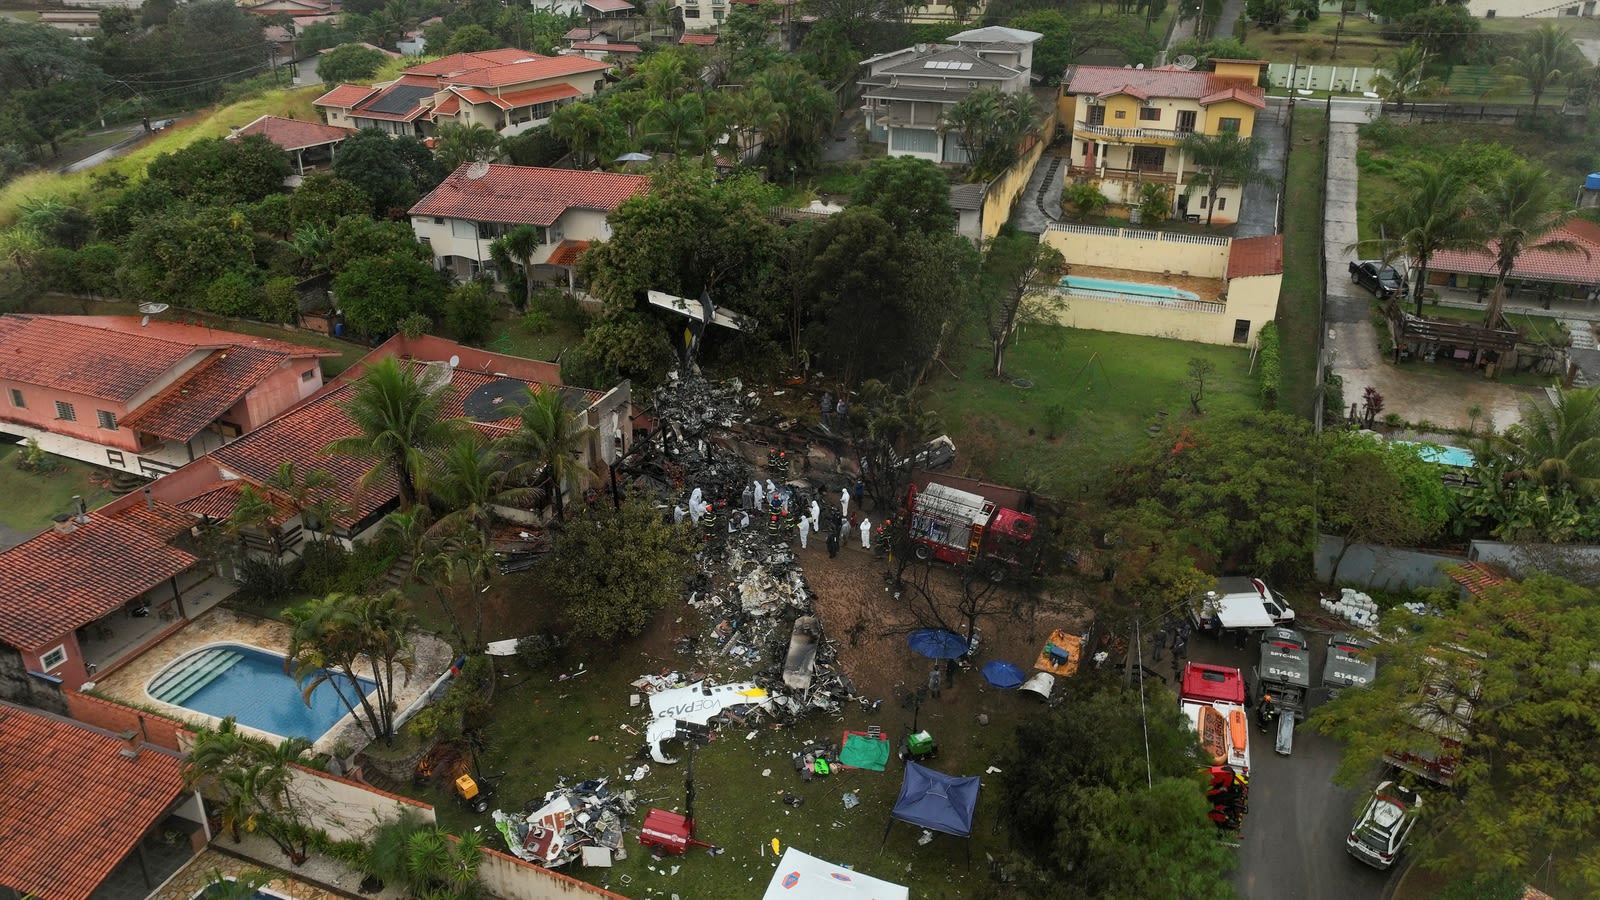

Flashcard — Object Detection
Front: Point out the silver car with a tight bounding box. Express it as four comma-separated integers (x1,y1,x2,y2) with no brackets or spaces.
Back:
1347,780,1421,869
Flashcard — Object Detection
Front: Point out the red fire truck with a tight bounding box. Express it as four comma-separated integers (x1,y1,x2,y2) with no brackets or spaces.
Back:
905,482,1035,575
1181,662,1251,836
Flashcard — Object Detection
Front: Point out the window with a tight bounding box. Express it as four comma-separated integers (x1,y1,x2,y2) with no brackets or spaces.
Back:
7,388,21,408
433,216,445,225
301,368,317,382
1218,117,1241,133
1199,196,1208,209
1216,197,1227,211
1176,109,1197,133
96,410,117,430
889,127,939,154
1087,106,1105,126
418,235,431,249
1139,107,1160,122
1131,146,1166,171
40,645,66,670
54,401,76,422
685,7,699,15
1113,109,1127,119
1233,320,1250,343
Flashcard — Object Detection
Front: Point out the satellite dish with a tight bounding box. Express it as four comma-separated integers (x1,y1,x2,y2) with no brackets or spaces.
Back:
140,315,149,327
448,354,460,368
465,160,491,180
1135,63,1145,69
1176,54,1199,70
138,302,169,315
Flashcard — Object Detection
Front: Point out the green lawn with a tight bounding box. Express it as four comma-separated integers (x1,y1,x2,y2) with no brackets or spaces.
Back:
0,444,114,539
1277,105,1326,421
1242,15,1397,66
918,327,1261,496
411,604,1039,900
476,314,582,364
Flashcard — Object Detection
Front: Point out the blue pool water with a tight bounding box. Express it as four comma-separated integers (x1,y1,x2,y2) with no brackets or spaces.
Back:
1396,441,1476,468
148,643,375,741
1060,275,1201,303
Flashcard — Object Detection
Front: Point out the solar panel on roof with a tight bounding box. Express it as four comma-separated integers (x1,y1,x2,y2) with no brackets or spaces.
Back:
364,84,436,116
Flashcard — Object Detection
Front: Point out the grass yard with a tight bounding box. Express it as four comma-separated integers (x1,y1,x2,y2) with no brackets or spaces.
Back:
1241,16,1397,67
0,443,113,542
919,327,1261,495
0,85,325,226
477,314,583,364
1277,105,1327,421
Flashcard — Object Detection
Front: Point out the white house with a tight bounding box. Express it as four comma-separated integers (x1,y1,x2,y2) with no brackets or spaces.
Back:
408,163,649,288
859,26,1041,163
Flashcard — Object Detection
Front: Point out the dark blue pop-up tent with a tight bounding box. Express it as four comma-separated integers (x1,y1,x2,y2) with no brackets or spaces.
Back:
981,660,1025,689
881,762,981,861
907,629,968,660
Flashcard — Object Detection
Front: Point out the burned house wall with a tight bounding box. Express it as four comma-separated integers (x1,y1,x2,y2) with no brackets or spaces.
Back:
0,644,69,716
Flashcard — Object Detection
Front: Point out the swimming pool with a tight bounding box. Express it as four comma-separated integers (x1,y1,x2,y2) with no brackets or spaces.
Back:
148,643,375,741
1060,275,1201,303
1395,441,1476,469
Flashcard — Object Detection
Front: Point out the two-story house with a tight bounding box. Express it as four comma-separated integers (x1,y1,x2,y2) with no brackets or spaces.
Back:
859,26,1041,163
0,316,335,478
313,49,610,139
408,163,647,288
1061,59,1267,225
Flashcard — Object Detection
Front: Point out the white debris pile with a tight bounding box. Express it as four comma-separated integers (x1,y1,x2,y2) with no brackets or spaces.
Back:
493,776,635,868
1321,588,1381,631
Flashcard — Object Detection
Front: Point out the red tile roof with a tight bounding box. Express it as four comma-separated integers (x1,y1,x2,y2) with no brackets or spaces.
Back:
1227,234,1284,279
235,114,354,151
0,314,217,403
404,48,542,76
446,55,608,88
1199,85,1267,109
565,26,608,40
1449,561,1509,599
120,347,288,442
433,95,461,116
313,83,379,109
209,362,602,527
546,239,591,267
1096,84,1148,101
585,0,636,11
1064,64,1265,106
1426,220,1600,286
409,164,647,226
449,83,582,111
60,315,334,357
175,479,295,524
679,32,719,45
0,500,198,649
0,702,185,900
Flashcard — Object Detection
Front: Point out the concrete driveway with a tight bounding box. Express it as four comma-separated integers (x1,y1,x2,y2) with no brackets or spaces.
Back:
1323,99,1537,432
1235,97,1290,239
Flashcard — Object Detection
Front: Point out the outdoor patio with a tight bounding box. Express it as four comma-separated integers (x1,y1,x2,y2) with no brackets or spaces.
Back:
82,574,237,678
91,607,455,756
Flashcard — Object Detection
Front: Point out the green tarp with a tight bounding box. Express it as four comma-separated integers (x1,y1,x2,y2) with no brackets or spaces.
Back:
839,734,890,772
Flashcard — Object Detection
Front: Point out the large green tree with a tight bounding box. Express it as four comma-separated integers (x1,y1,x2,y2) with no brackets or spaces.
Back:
183,718,314,863
1318,433,1452,585
998,677,1237,898
980,231,1067,378
331,128,446,217
850,156,954,236
331,251,446,339
1492,385,1600,496
317,43,390,84
1352,163,1482,316
1499,23,1583,112
539,497,697,641
943,88,1038,182
324,354,467,509
145,135,291,207
1312,575,1600,894
285,590,416,743
495,386,592,522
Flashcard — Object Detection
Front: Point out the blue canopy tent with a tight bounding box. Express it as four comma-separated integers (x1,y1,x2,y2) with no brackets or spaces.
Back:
981,660,1025,689
880,762,981,862
907,629,968,660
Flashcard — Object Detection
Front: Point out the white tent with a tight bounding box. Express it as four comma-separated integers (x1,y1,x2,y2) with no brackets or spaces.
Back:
762,847,910,899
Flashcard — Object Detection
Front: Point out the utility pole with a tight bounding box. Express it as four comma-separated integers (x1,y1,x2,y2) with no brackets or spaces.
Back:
1331,0,1350,62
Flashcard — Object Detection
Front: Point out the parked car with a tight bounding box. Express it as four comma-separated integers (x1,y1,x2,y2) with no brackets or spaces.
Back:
1348,260,1407,299
1347,781,1422,869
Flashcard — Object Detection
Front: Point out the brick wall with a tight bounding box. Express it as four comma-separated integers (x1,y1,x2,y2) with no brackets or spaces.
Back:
65,690,190,751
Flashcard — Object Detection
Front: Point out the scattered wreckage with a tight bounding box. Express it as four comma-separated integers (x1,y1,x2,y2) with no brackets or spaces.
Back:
493,776,637,869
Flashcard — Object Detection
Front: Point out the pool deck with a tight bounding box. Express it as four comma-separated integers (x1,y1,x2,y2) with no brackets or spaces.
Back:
1064,264,1226,302
91,607,455,757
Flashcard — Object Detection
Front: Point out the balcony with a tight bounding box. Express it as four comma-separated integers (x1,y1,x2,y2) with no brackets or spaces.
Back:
1070,164,1178,184
1075,120,1192,145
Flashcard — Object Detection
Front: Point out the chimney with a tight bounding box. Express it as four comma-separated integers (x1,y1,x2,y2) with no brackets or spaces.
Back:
118,729,141,760
72,495,88,524
51,513,76,535
143,486,155,510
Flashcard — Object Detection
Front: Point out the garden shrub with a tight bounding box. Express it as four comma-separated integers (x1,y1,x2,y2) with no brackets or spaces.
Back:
1257,321,1281,410
1062,182,1108,218
236,557,294,605
296,539,350,595
335,532,404,593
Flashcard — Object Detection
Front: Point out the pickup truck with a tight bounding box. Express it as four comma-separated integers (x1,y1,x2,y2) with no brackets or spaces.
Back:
1191,577,1295,636
1348,260,1406,299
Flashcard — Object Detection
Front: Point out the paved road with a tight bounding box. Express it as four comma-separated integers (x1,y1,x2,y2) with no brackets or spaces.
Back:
1235,97,1290,238
1173,630,1395,900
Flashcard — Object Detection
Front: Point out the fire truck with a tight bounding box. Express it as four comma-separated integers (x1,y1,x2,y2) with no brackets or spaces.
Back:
1180,662,1250,836
1180,663,1251,776
904,482,1035,576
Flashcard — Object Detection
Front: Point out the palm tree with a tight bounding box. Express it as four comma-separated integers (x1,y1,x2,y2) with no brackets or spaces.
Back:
1499,23,1582,112
756,64,836,174
942,89,1003,173
427,435,540,538
1371,43,1440,112
719,84,777,163
1476,162,1587,329
433,121,502,172
351,590,416,742
488,225,544,311
645,93,708,156
266,461,340,542
1494,386,1600,495
1348,163,1482,316
495,386,592,522
285,591,415,743
183,719,313,863
549,101,617,168
1177,130,1273,226
324,355,467,510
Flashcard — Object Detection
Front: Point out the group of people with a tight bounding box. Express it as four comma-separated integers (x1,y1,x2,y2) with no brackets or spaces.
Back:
818,391,851,431
671,461,887,560
1151,617,1192,672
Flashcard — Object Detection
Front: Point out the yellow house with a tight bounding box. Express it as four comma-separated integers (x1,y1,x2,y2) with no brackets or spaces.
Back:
1060,59,1267,225
1038,225,1283,346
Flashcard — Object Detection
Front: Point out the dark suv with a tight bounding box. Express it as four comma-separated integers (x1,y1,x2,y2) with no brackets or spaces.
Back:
1348,260,1406,299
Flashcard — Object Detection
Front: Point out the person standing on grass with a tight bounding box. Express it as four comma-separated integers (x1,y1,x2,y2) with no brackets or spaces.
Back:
821,392,834,428
799,514,811,550
859,516,871,549
827,528,840,558
840,486,851,520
